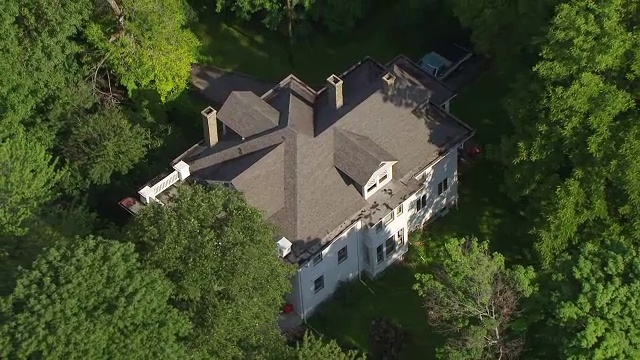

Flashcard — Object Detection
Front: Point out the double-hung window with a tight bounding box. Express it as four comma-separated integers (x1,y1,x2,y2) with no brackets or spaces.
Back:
384,212,394,225
376,245,384,263
416,194,427,212
313,253,323,266
338,246,348,264
437,178,449,196
397,228,405,246
314,276,324,293
385,237,396,257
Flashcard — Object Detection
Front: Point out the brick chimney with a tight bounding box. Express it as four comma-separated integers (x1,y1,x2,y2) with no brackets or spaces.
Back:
326,74,344,110
201,106,218,147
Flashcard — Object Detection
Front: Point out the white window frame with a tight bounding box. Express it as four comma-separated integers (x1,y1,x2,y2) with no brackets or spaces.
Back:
397,228,405,246
385,236,396,257
383,212,394,225
416,194,427,212
376,245,384,264
375,221,383,233
396,204,403,216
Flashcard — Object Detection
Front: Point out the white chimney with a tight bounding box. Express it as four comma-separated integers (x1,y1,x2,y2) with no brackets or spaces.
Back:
382,72,396,94
277,237,293,258
201,106,218,147
172,160,190,181
326,74,343,110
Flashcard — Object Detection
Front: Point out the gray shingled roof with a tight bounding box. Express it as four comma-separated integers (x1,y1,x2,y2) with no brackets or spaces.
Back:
216,91,280,138
334,129,396,185
182,57,474,262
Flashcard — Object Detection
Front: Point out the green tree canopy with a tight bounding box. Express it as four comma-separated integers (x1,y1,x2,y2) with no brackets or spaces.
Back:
499,0,640,264
0,127,60,236
87,0,199,101
538,230,640,359
414,237,536,359
126,184,294,358
62,106,150,187
448,0,560,67
0,0,92,124
0,236,190,359
289,332,366,360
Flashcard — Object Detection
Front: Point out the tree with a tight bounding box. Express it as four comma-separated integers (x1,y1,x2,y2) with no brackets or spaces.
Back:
537,232,640,359
447,0,560,68
216,0,287,28
0,127,60,236
0,236,190,359
498,0,640,264
62,107,150,187
86,0,199,101
126,184,295,358
414,237,536,359
289,332,365,360
0,0,92,125
306,0,371,34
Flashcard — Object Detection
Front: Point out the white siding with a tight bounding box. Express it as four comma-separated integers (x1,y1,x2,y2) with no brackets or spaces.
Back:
407,147,458,231
292,222,362,319
362,204,409,278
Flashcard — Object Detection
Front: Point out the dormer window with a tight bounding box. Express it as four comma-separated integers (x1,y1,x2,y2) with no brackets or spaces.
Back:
363,164,394,199
333,129,397,199
367,182,377,193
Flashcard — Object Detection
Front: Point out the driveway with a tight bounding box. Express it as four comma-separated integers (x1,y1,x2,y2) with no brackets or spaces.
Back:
442,55,490,93
190,64,277,108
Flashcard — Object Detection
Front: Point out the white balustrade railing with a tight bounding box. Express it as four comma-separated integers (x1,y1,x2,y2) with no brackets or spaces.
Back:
150,171,180,197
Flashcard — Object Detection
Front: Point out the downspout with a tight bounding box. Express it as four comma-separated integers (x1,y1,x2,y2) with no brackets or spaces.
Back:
356,222,368,287
297,269,307,324
356,223,362,282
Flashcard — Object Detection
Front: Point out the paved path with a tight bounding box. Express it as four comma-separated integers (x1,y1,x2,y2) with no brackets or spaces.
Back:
190,64,277,108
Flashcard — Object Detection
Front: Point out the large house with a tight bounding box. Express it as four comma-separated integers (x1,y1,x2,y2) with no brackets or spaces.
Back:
120,55,474,321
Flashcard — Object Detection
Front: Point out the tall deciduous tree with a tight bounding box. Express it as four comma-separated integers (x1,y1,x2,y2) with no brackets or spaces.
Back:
289,332,366,360
414,237,536,359
0,127,60,236
499,0,640,264
0,0,92,125
447,0,560,67
62,107,150,187
87,0,199,101
0,236,190,359
538,232,640,359
126,184,295,358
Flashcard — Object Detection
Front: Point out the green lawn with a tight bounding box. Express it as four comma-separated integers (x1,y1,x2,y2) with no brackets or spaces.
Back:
309,264,441,360
191,1,461,84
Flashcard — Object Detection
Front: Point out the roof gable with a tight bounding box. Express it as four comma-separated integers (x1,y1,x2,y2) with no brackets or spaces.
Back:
217,91,280,138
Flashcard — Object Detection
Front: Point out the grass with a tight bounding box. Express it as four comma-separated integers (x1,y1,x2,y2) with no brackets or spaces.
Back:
191,1,462,84
309,264,441,360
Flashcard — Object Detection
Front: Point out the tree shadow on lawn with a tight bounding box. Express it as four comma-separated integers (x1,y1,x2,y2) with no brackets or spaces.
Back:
432,69,536,266
309,264,443,360
188,0,464,85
